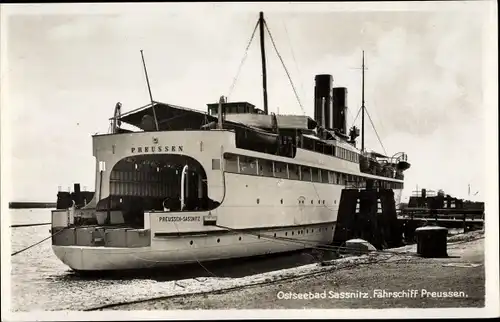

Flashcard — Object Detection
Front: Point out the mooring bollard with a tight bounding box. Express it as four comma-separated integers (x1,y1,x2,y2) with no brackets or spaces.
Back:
415,226,448,258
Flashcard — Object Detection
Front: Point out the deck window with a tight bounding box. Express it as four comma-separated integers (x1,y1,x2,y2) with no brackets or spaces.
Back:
212,159,221,170
311,168,320,182
288,163,300,180
315,142,324,154
324,144,334,156
257,159,274,177
321,169,329,184
303,137,314,151
301,166,312,181
274,161,288,179
224,153,239,173
239,156,258,175
328,171,335,184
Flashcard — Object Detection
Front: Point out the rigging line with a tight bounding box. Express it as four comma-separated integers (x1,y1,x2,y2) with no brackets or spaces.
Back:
214,224,345,253
345,104,354,126
366,107,387,141
365,107,387,156
282,20,306,106
264,21,305,115
172,220,219,279
214,223,430,258
350,105,363,129
351,105,362,126
11,228,64,256
227,20,260,100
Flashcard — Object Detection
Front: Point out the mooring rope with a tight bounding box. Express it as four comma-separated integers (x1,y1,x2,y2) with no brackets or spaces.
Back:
11,228,63,256
10,222,51,228
213,223,484,257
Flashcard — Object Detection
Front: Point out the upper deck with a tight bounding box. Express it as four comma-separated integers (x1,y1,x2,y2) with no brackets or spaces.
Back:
105,100,409,181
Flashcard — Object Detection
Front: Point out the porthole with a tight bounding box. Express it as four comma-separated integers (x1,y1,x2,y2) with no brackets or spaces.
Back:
258,234,261,239
318,200,320,204
257,198,260,204
323,200,325,204
312,229,314,233
306,229,309,233
217,238,220,243
239,236,242,241
190,240,193,245
311,200,313,204
285,232,288,236
292,231,294,236
274,233,276,238
334,200,337,204
281,199,283,204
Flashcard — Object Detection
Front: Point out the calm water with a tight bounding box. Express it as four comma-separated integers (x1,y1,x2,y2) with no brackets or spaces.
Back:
9,209,332,312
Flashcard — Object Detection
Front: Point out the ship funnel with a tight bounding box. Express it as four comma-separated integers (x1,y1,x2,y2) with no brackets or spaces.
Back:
314,74,333,129
332,87,348,134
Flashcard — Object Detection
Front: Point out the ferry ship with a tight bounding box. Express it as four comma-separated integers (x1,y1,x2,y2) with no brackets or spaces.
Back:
50,12,410,272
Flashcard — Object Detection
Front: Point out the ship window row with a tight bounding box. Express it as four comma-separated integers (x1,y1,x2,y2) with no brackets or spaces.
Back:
223,153,403,189
301,137,359,163
336,147,358,163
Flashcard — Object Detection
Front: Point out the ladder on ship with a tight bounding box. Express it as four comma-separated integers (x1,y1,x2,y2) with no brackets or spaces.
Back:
332,187,403,250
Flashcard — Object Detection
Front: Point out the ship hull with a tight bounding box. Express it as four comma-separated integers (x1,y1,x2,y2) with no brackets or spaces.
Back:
51,173,403,272
52,222,335,271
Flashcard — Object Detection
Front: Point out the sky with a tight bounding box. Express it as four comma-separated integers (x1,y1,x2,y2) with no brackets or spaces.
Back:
1,2,496,203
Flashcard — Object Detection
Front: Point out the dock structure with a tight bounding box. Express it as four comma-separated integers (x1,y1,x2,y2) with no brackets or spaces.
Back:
398,210,484,242
332,187,485,249
398,188,484,241
332,188,403,250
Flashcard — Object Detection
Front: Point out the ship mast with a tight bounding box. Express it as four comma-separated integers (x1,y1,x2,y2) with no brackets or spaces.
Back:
259,12,269,115
361,50,366,152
